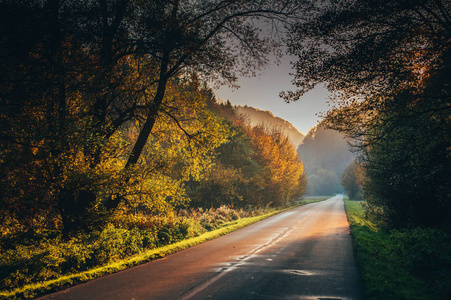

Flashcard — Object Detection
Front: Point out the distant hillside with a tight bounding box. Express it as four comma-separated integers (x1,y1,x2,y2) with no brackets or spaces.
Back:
235,105,304,148
297,125,355,195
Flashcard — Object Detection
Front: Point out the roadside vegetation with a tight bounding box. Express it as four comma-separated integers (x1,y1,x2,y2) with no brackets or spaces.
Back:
0,1,309,296
288,0,451,231
345,198,451,300
1,205,264,299
0,88,308,299
1,197,325,299
3,1,451,299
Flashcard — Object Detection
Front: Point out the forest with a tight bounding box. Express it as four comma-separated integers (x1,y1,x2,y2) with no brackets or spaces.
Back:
0,0,309,297
1,0,451,299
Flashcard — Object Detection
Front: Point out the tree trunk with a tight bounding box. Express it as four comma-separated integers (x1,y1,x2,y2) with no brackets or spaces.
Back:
58,189,97,236
104,51,171,210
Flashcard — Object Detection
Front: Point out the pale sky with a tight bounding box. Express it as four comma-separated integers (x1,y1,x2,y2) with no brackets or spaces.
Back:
213,57,331,135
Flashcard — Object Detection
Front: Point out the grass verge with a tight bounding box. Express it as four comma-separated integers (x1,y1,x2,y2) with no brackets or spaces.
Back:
1,198,328,299
344,198,451,300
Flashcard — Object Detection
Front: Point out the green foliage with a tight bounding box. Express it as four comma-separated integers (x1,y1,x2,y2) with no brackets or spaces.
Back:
361,74,451,229
341,161,364,199
345,199,451,300
389,228,451,294
351,225,430,300
288,0,451,231
342,199,376,230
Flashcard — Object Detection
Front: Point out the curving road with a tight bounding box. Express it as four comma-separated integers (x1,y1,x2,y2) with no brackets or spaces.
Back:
40,195,361,300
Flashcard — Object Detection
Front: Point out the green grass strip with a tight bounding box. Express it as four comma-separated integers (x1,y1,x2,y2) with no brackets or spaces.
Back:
1,199,326,299
344,198,432,300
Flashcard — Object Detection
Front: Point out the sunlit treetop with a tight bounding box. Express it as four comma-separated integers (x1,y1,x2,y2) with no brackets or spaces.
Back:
283,0,451,105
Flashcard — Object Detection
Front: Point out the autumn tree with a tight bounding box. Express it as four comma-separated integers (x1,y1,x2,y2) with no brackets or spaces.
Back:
0,0,163,233
187,121,259,208
114,76,228,217
284,0,450,102
0,0,309,233
104,0,307,211
188,107,307,209
246,125,307,206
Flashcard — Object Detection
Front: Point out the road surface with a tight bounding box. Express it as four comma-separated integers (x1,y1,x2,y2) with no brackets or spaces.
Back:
40,195,361,300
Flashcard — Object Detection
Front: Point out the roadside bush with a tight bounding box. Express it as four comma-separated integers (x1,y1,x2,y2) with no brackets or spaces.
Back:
0,205,267,294
93,225,149,264
345,199,451,300
199,206,242,230
0,236,93,290
388,228,451,299
156,219,192,245
0,226,157,291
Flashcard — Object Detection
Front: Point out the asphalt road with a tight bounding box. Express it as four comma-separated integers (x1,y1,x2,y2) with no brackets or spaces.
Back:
40,195,362,300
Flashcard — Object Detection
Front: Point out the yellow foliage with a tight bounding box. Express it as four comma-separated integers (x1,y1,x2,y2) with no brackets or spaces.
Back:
244,125,307,206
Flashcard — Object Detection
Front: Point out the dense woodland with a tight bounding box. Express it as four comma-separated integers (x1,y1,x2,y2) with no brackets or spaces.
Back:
0,1,309,294
286,0,451,231
0,0,308,235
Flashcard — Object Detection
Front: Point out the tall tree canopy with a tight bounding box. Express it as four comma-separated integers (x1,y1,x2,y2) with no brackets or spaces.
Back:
284,0,450,103
0,0,309,233
285,0,451,229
